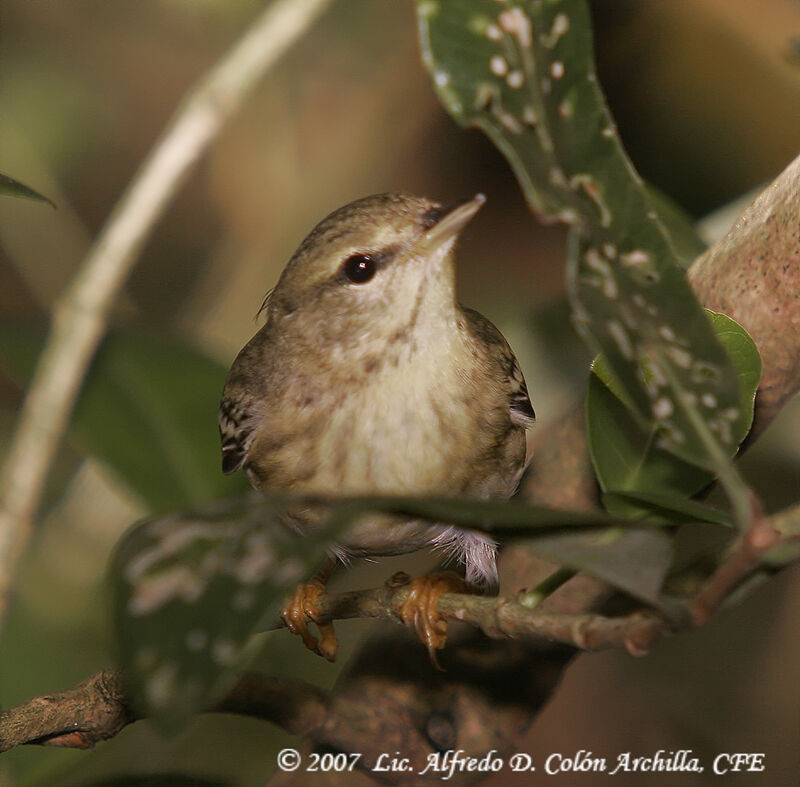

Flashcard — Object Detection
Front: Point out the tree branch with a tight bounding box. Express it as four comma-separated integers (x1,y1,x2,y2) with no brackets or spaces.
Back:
0,669,331,753
257,573,671,656
0,0,333,628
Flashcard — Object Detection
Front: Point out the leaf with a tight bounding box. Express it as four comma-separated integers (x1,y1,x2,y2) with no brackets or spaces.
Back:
0,172,55,207
706,310,761,433
112,494,335,728
417,0,698,249
0,325,247,512
601,491,734,528
416,0,754,521
587,311,760,519
520,527,673,607
328,494,617,533
643,183,706,268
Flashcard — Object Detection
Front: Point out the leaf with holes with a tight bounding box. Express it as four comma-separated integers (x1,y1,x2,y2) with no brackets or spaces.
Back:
112,494,336,728
111,491,641,726
417,0,754,520
587,311,760,520
416,0,703,248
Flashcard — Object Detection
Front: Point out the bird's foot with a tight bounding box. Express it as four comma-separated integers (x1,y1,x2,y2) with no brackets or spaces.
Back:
281,579,338,661
398,571,467,669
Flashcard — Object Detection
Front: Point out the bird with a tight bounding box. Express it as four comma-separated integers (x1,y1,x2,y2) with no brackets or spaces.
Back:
219,192,534,663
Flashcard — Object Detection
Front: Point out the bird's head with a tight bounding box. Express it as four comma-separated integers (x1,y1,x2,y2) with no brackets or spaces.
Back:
264,192,486,354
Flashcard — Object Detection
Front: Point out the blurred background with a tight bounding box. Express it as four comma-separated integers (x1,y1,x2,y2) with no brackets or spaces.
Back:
1,0,799,784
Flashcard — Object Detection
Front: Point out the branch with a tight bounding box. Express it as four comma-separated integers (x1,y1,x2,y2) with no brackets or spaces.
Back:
688,153,800,440
0,670,134,752
258,573,671,656
689,496,793,626
0,598,661,757
0,0,333,627
0,585,647,755
0,669,329,753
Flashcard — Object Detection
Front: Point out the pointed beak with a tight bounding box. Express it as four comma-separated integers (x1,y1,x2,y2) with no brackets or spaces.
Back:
419,193,486,252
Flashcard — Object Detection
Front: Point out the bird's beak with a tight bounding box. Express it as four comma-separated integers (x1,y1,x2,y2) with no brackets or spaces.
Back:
419,193,486,253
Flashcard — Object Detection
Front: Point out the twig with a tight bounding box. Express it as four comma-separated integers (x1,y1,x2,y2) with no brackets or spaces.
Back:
516,566,577,609
262,577,673,656
689,492,780,626
0,0,333,626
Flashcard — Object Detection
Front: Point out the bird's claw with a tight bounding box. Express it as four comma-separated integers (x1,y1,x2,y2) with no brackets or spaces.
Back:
281,579,338,661
399,572,467,669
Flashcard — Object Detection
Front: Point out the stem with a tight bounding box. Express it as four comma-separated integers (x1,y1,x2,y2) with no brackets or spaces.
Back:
516,567,577,609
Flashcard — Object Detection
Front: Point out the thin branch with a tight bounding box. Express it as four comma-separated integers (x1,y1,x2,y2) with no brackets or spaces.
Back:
0,0,333,625
261,575,672,656
689,492,781,626
0,607,663,755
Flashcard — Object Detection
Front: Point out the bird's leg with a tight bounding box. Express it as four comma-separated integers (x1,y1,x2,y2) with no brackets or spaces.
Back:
399,571,469,669
281,557,338,661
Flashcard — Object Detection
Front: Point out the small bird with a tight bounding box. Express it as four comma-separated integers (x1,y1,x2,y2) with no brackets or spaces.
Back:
219,193,534,662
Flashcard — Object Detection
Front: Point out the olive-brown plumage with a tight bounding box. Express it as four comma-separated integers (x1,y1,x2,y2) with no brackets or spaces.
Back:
219,193,533,589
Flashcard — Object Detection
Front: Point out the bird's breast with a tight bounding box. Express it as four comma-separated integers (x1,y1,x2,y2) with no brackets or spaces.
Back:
247,330,523,498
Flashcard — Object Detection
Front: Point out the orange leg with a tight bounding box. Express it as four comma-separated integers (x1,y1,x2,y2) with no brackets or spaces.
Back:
281,558,338,661
399,571,468,669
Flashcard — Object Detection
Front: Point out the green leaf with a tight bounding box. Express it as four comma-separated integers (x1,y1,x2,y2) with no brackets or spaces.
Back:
0,172,55,207
586,311,760,519
706,310,761,435
417,0,698,250
111,494,336,728
326,494,617,533
520,527,673,607
601,491,735,528
643,183,706,267
416,0,753,522
0,325,246,512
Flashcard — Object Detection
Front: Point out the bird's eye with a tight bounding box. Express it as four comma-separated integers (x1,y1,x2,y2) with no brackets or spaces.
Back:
342,254,376,284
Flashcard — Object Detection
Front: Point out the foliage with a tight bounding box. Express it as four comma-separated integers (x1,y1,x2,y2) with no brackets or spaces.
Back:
0,327,247,512
111,494,618,724
417,0,754,497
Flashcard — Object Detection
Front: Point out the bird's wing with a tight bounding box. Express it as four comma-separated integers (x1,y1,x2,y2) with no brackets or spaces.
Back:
462,306,535,428
218,391,259,475
507,351,535,427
